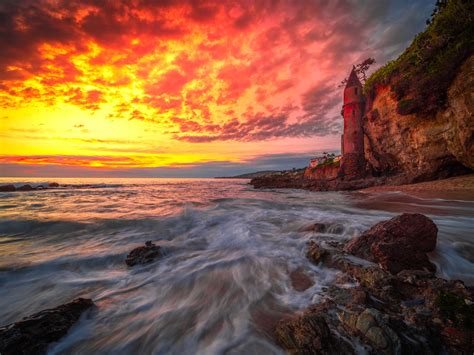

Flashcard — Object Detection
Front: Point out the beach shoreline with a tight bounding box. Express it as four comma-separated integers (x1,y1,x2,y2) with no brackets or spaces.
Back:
360,174,474,200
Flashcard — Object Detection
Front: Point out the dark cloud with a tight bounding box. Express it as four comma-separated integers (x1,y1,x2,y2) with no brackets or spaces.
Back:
0,0,435,145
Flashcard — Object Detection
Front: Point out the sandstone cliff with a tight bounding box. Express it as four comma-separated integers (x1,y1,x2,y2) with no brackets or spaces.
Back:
303,162,340,180
364,55,473,181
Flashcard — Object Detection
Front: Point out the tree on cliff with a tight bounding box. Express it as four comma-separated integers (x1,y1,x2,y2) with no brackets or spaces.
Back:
339,58,376,87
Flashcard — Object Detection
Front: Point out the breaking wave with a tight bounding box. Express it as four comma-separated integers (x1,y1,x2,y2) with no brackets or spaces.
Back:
0,178,472,354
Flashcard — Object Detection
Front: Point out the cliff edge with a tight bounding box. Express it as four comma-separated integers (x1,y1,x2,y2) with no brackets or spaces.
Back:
251,0,473,191
364,54,473,182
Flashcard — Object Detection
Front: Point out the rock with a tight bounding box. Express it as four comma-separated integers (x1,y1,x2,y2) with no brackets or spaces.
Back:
275,310,351,354
305,241,330,264
0,298,94,355
250,173,384,191
441,326,474,353
0,185,16,192
303,164,340,180
345,213,438,274
339,308,401,354
17,184,34,191
347,265,392,290
289,268,314,292
327,285,367,310
48,182,59,187
125,241,161,266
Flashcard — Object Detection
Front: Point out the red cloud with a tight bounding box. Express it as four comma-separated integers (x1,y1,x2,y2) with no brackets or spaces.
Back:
0,0,433,143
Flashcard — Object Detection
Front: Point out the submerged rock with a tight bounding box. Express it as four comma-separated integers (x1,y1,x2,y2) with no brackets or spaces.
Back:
345,213,438,274
48,182,59,187
0,298,94,355
305,241,330,264
125,241,161,267
289,268,314,292
0,185,16,192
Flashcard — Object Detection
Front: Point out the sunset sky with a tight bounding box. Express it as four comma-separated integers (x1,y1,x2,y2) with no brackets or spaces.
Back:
0,0,434,177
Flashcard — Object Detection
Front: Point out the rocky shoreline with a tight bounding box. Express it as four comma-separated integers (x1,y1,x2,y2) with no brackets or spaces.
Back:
1,214,472,354
276,213,473,354
250,172,474,195
0,182,59,192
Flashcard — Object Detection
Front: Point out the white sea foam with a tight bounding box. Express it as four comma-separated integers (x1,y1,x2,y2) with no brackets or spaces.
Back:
0,177,472,354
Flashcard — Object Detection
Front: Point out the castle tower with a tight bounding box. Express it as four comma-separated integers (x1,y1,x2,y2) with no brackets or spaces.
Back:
341,66,365,179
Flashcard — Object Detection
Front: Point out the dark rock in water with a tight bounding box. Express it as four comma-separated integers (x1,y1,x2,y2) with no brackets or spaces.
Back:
17,184,34,191
48,182,59,187
306,241,330,264
275,310,351,354
0,298,94,355
0,185,16,192
345,213,438,274
125,241,161,266
289,268,314,292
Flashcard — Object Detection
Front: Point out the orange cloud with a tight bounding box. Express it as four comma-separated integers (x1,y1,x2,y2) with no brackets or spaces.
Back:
0,0,434,173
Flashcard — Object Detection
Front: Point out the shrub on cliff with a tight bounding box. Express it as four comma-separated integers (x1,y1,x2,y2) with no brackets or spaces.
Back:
365,0,474,116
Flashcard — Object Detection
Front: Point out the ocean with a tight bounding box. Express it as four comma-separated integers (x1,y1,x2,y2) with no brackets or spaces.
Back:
0,178,473,354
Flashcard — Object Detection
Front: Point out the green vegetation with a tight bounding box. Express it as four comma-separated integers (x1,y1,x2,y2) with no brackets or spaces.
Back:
365,0,474,116
315,159,340,169
435,292,474,329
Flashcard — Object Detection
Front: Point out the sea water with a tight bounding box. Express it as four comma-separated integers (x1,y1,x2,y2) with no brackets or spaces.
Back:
0,178,473,354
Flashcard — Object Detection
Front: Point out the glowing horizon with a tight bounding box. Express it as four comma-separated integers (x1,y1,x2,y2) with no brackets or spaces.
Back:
0,0,434,177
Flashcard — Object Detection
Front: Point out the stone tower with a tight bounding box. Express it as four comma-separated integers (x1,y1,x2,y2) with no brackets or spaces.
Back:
341,66,365,179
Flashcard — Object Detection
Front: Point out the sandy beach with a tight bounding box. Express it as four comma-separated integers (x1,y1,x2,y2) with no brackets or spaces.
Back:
361,174,474,200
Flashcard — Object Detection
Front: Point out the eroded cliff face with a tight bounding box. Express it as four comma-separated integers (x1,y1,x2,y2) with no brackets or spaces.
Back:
364,55,474,181
303,164,339,180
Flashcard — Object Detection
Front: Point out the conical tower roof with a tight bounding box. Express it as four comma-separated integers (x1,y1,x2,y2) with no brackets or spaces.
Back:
346,66,362,87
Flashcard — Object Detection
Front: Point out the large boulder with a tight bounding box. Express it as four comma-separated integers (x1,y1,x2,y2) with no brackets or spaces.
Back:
345,213,438,274
0,298,94,354
125,241,161,267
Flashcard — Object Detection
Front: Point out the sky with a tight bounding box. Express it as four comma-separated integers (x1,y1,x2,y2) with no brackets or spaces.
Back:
0,0,434,177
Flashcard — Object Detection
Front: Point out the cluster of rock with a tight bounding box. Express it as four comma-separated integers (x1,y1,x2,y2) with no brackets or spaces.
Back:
0,298,94,354
0,241,162,354
276,213,473,354
125,241,162,267
0,182,59,192
250,173,388,191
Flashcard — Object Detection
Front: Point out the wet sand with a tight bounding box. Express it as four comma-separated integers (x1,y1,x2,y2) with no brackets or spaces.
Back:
360,174,474,200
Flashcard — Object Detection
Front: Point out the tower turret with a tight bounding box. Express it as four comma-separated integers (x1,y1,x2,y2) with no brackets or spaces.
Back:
341,66,365,179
